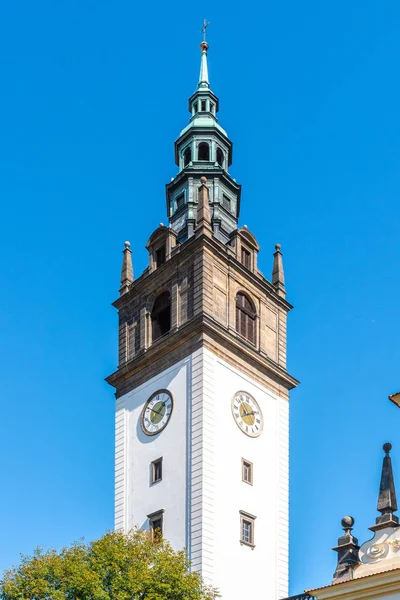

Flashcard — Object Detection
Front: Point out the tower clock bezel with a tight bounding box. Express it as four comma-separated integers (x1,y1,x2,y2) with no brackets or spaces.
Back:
231,390,263,438
140,389,174,437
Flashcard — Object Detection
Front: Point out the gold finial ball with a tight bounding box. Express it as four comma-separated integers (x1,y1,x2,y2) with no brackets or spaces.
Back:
275,243,281,251
200,41,209,52
200,176,207,184
124,241,130,248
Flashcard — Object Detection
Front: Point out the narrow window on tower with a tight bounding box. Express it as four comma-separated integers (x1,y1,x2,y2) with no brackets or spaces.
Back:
241,247,252,270
155,245,166,267
242,459,253,485
240,511,256,547
151,291,171,342
176,193,185,211
201,100,207,111
151,457,163,484
217,147,224,168
183,146,191,167
210,102,215,114
148,509,164,541
236,292,256,344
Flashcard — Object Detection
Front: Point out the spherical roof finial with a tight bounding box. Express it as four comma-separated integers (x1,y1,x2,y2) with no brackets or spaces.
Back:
124,241,130,249
341,515,354,529
200,40,209,52
275,243,281,251
200,176,207,185
383,442,392,455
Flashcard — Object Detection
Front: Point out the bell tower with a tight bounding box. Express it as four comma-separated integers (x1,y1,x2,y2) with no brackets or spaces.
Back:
107,36,298,600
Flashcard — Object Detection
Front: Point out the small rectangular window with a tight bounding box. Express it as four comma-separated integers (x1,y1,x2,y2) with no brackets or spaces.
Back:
176,193,185,210
151,457,163,484
242,459,253,485
222,194,231,210
148,509,164,541
241,247,251,270
201,100,207,111
240,511,256,547
155,245,166,267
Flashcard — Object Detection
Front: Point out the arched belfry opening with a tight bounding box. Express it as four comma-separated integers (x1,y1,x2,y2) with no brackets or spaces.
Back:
198,142,210,161
217,147,224,168
151,291,171,342
184,146,192,166
236,292,256,344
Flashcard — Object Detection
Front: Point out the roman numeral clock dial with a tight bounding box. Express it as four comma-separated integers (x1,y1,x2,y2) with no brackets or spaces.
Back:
141,390,173,436
232,391,263,437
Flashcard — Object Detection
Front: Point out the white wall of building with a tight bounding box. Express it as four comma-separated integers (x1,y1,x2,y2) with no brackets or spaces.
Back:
204,348,289,599
115,356,191,550
115,347,289,599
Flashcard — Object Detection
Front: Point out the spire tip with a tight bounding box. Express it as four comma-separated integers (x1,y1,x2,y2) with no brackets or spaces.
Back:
384,442,392,455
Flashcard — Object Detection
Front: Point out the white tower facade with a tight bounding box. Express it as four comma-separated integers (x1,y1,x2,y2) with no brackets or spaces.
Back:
107,43,298,600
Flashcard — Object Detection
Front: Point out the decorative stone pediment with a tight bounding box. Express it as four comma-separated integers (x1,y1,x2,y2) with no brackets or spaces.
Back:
356,526,400,574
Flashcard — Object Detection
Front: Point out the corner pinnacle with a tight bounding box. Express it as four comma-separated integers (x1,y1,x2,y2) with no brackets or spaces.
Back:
272,243,286,298
119,240,134,295
195,176,212,235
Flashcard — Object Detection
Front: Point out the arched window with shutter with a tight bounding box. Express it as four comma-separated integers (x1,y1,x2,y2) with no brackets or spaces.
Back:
236,292,256,344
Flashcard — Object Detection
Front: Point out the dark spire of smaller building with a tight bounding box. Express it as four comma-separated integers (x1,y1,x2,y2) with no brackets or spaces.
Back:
196,176,212,235
119,241,134,295
272,244,286,298
370,442,399,531
332,516,360,583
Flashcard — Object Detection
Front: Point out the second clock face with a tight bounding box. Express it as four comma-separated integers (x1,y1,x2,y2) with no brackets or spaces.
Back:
141,390,173,436
232,391,263,437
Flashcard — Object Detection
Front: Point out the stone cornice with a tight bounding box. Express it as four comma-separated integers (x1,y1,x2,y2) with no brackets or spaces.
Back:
113,232,292,313
106,312,299,397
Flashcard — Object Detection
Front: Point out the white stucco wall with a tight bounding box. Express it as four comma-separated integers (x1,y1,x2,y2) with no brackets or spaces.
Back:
115,347,289,599
115,356,190,550
206,349,289,599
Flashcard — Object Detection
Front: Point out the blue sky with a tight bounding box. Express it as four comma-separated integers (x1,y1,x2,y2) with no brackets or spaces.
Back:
1,0,400,594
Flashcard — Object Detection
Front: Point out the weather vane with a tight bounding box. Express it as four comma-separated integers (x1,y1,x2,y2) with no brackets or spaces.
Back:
201,19,210,42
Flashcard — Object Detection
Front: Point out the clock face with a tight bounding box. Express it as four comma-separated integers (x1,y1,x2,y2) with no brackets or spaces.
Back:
231,391,263,437
141,390,173,436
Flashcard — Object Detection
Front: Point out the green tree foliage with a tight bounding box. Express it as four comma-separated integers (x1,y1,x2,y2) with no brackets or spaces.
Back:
0,530,219,600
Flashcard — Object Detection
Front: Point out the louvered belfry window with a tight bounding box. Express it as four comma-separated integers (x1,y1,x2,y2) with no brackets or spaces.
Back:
236,292,256,344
